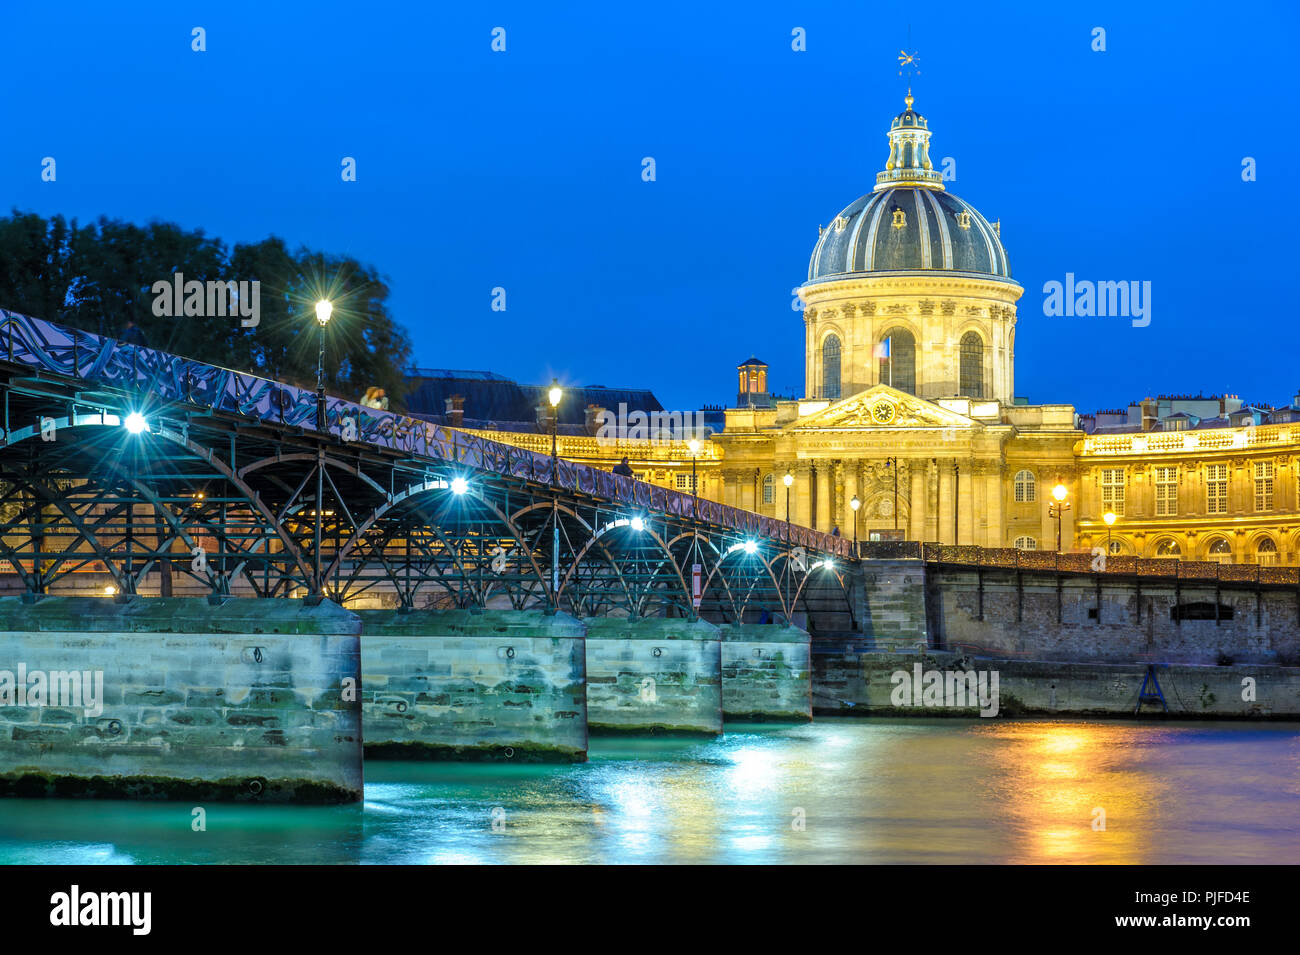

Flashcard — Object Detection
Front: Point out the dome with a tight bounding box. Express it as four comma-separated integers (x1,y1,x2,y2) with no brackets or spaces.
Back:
805,92,1012,283
808,187,1010,280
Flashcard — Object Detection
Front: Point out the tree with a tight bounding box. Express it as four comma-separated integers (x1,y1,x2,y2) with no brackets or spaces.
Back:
0,211,412,408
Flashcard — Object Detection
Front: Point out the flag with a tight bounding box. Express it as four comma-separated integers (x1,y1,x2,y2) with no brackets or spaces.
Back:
872,338,891,359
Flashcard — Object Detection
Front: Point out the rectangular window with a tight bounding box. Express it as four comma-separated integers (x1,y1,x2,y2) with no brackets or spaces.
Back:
1254,461,1274,511
1154,466,1178,516
1100,468,1125,516
1205,463,1228,514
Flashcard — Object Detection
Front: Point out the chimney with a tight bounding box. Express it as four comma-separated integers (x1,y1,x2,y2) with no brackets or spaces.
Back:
444,394,464,428
585,404,605,437
1140,396,1158,432
535,401,552,433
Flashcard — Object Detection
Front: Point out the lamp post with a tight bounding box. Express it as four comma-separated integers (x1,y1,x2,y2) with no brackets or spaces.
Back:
314,299,333,431
783,471,794,538
547,379,562,485
687,438,700,518
849,495,860,554
1049,479,1071,553
547,379,563,608
1103,510,1116,553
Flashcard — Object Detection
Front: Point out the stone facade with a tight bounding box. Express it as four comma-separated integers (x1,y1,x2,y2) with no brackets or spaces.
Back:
357,608,587,761
0,596,362,802
583,617,722,734
718,623,812,721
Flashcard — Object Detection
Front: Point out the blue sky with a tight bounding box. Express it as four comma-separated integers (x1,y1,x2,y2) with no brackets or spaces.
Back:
3,0,1297,413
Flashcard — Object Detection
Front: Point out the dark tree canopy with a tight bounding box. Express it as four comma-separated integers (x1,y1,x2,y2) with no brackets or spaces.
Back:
0,210,413,407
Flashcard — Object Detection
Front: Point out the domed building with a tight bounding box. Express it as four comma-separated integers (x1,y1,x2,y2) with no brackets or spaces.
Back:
452,92,1300,563
801,92,1021,404
709,92,1079,546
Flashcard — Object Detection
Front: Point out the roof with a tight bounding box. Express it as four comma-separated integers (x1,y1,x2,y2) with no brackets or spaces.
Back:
403,369,664,427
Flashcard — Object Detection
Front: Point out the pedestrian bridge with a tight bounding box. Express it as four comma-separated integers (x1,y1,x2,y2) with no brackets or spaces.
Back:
0,309,853,625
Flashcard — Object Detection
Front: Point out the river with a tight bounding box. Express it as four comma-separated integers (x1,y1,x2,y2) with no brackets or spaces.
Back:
1,719,1296,864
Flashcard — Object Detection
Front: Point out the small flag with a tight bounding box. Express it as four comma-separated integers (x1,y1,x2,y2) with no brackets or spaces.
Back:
872,338,891,359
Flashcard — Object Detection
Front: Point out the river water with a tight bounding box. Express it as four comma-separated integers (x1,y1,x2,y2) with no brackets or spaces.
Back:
1,719,1296,864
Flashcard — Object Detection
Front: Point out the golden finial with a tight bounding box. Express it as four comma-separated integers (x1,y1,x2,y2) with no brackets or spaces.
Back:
905,87,913,111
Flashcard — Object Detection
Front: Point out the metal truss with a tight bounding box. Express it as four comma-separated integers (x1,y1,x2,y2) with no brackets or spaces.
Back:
0,310,854,624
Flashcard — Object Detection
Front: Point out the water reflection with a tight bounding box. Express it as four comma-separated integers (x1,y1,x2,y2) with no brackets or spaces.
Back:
0,719,1296,864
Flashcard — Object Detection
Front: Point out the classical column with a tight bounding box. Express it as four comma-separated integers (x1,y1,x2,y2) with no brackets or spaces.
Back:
985,466,1004,547
958,463,974,544
815,462,833,532
909,462,926,541
926,458,940,542
843,462,859,540
723,472,739,508
793,462,813,528
937,460,955,545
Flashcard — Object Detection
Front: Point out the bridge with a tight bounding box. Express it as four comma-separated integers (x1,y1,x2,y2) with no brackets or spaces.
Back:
0,309,1296,801
0,309,853,623
0,309,857,799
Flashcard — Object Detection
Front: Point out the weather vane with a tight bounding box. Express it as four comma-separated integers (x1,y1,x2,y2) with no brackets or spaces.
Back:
897,49,920,78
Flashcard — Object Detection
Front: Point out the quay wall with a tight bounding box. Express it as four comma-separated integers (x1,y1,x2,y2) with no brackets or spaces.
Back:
0,596,362,802
357,608,587,761
583,617,722,734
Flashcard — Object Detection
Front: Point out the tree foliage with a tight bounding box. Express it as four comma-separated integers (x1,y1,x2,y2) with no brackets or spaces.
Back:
0,210,413,406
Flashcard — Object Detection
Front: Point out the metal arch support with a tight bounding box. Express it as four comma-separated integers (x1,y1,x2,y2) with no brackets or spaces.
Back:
0,415,319,588
321,480,551,607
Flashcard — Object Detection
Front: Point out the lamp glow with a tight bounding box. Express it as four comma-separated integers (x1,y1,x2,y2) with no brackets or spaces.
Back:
850,496,860,512
783,472,793,487
1103,511,1116,526
450,476,469,495
1052,483,1068,502
688,439,700,455
743,540,758,555
315,299,333,327
630,516,645,532
123,412,148,434
548,379,562,408
104,585,117,596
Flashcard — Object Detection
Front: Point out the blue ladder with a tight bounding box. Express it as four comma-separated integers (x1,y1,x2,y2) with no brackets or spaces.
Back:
1134,664,1169,715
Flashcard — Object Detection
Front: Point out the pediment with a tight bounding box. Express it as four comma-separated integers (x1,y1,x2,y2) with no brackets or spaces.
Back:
792,385,980,430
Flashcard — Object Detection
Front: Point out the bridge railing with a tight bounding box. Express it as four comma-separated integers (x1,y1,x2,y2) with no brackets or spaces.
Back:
0,309,852,558
856,540,1300,585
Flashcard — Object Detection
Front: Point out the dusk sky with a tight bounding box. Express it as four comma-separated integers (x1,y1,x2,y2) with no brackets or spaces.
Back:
5,0,1297,413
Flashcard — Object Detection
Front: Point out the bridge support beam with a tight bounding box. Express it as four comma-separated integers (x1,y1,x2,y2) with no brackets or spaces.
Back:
0,596,362,802
357,609,587,762
719,623,812,722
583,617,722,734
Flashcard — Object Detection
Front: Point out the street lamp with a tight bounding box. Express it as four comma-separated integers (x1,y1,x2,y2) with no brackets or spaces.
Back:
314,299,333,430
849,495,861,552
687,438,701,518
1103,510,1116,553
783,471,794,536
1049,479,1071,553
547,378,562,484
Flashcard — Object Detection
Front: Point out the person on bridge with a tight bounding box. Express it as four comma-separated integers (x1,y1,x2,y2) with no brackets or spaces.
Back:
831,525,840,537
612,457,634,478
120,319,147,346
360,386,389,410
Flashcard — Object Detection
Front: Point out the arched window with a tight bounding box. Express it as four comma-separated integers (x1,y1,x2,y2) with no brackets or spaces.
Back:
822,335,841,400
1107,539,1124,555
1207,538,1233,565
1257,538,1279,567
762,473,774,504
1013,536,1037,551
959,331,984,398
1155,539,1181,559
1013,469,1036,503
879,327,916,394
